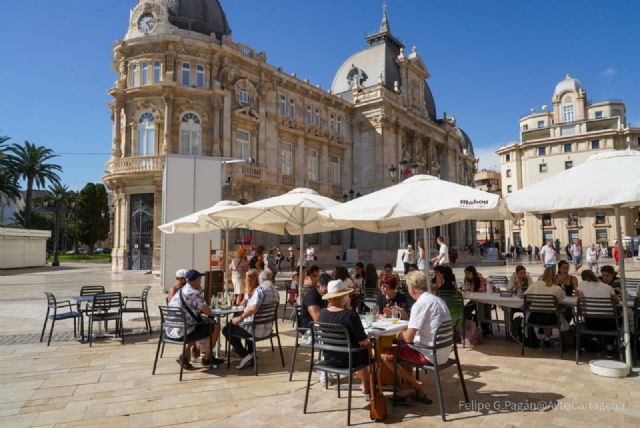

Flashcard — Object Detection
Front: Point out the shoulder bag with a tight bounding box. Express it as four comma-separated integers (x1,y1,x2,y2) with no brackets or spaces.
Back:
179,290,209,325
369,347,387,421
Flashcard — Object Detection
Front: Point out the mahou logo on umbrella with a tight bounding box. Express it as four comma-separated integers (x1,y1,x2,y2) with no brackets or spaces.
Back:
459,199,490,208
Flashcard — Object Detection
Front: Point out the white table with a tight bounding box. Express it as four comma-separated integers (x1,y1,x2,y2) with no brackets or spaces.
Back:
209,306,245,358
365,318,408,338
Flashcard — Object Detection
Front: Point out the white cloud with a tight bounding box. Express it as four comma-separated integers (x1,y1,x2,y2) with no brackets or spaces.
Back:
601,67,616,78
475,147,501,172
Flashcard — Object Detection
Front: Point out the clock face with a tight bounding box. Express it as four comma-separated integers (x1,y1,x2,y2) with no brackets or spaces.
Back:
138,13,156,33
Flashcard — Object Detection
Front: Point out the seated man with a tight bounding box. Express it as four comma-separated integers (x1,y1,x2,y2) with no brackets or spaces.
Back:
224,269,280,369
380,271,451,404
166,269,187,303
167,270,224,368
599,265,621,295
303,265,320,295
299,273,330,329
507,265,532,295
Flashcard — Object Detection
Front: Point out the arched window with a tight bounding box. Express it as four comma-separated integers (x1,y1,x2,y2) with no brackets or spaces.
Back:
180,112,202,155
136,112,155,156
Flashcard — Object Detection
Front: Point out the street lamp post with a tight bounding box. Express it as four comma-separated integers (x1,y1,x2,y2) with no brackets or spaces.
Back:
52,202,61,267
343,188,361,249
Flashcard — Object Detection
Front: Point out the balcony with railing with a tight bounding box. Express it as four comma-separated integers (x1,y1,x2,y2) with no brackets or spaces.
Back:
226,163,264,184
103,155,165,180
282,175,296,188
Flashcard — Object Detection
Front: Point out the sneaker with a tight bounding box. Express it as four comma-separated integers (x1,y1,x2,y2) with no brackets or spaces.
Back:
318,370,327,385
236,354,254,369
176,355,193,370
202,357,225,366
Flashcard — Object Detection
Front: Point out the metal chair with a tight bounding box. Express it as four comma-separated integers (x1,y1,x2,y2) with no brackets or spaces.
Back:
40,292,83,346
289,303,311,381
87,292,123,347
521,294,564,359
122,286,153,339
303,322,369,426
153,306,191,381
634,297,640,366
625,278,640,298
392,320,469,422
226,302,284,376
488,275,509,292
282,280,295,322
575,297,623,364
440,293,467,347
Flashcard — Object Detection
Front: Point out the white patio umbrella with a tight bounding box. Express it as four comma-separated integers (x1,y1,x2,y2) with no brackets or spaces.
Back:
506,149,640,375
220,188,345,284
159,200,283,293
319,174,512,288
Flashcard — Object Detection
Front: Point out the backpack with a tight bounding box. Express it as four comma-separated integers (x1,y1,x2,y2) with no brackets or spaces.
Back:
510,315,540,348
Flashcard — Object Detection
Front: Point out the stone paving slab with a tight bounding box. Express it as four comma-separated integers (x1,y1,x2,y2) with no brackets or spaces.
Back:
1,261,639,427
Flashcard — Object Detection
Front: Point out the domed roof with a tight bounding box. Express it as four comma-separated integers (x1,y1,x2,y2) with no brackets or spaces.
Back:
424,83,437,121
331,43,401,95
554,74,582,97
154,0,231,39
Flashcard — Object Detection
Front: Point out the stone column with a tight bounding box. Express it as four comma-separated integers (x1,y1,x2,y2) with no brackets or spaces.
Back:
112,101,123,158
211,98,222,156
222,93,232,157
162,92,172,154
112,192,129,272
153,185,162,270
296,136,305,186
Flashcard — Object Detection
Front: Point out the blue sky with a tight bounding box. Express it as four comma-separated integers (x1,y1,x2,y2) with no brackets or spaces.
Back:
1,0,638,189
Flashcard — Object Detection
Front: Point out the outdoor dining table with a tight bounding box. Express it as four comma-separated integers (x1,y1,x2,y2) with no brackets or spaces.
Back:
209,306,245,359
72,295,116,342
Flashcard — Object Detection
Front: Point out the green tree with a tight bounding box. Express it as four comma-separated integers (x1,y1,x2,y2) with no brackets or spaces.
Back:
0,135,20,202
37,184,73,260
76,183,109,253
6,141,61,228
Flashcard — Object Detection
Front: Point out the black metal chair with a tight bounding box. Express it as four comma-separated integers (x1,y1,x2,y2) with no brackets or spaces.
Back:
282,280,295,322
575,297,623,364
303,322,369,426
122,286,153,339
40,292,83,346
87,292,123,347
440,293,467,347
392,319,469,422
153,306,191,381
289,303,317,381
226,302,284,376
521,294,564,359
626,278,640,298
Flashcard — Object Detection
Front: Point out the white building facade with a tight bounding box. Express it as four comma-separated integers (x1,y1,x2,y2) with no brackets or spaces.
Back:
497,75,640,250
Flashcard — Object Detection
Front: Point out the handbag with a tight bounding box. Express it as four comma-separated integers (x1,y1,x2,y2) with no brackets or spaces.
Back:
368,348,387,421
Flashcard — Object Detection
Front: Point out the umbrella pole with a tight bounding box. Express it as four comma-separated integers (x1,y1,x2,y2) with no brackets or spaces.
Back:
299,210,305,294
224,229,230,301
614,205,631,374
424,219,432,293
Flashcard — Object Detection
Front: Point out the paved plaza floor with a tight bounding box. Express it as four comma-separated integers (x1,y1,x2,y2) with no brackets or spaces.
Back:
1,259,640,427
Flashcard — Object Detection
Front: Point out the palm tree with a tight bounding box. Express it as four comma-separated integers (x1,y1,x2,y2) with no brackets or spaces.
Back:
0,135,20,202
6,141,61,229
38,184,72,265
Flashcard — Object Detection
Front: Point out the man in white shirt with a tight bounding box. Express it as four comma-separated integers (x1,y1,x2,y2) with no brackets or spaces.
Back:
430,236,450,267
569,239,583,273
539,240,557,269
379,270,451,404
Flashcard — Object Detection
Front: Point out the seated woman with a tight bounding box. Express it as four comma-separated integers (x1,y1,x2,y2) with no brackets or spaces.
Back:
507,265,532,295
557,260,578,297
319,279,371,400
432,265,458,295
523,267,564,346
462,266,492,337
576,269,620,351
380,271,451,404
376,274,410,320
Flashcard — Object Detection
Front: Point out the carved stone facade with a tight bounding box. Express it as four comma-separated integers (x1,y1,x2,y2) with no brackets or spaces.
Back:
104,0,477,271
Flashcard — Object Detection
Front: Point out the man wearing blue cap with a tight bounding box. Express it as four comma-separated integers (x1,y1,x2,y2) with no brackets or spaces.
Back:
168,269,224,368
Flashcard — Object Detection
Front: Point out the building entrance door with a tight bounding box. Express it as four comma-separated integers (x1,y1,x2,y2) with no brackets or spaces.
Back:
129,193,154,270
568,229,580,245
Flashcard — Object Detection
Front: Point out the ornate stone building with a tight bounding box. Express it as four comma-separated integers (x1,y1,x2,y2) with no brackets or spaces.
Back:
104,0,477,271
497,75,640,250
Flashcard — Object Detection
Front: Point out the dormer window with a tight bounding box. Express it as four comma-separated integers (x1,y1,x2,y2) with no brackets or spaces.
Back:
563,104,575,123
